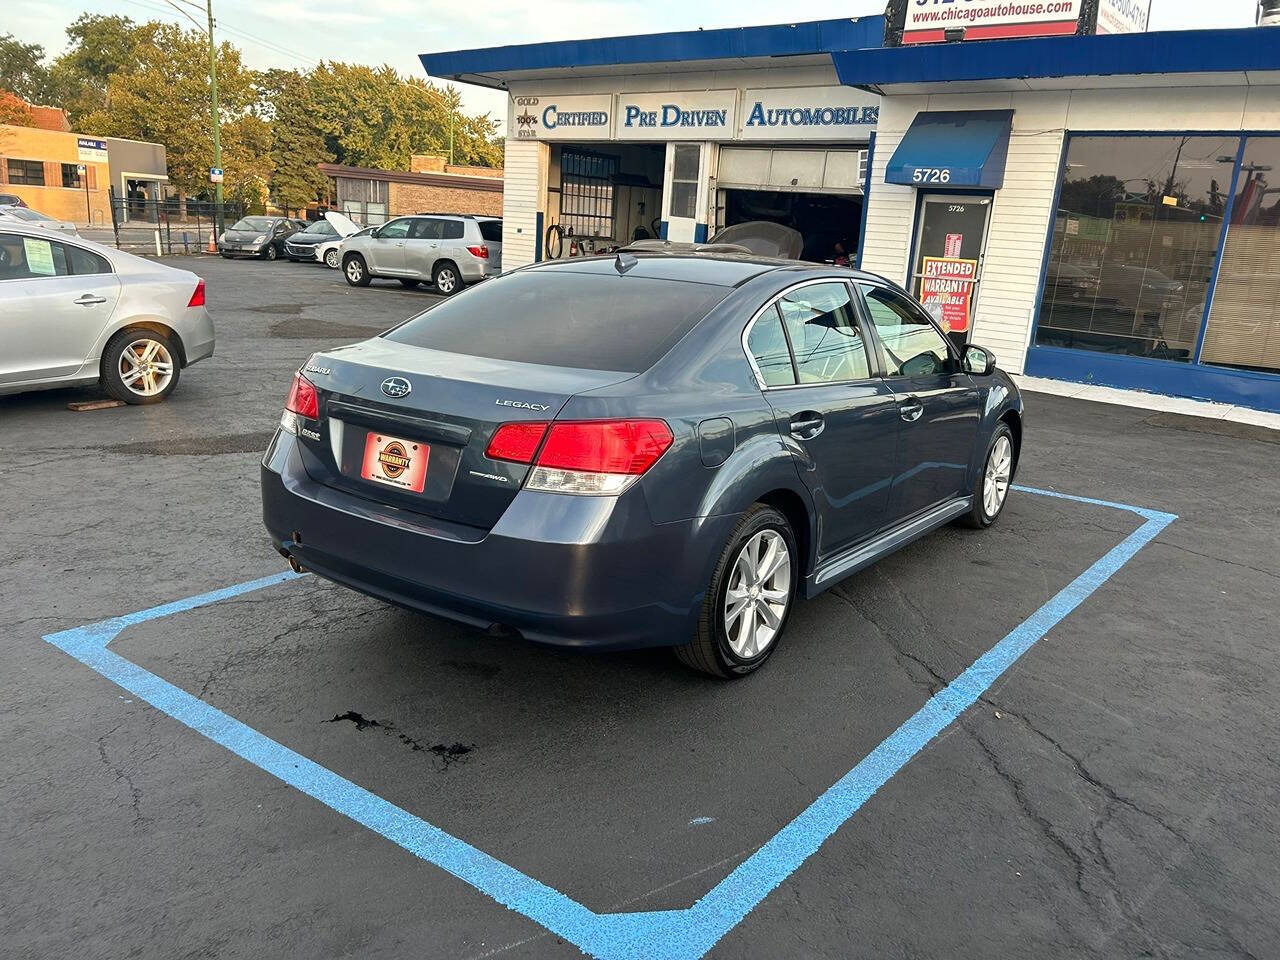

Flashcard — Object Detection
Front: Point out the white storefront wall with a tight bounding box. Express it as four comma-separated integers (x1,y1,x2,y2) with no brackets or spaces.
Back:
500,64,879,270
860,83,1280,375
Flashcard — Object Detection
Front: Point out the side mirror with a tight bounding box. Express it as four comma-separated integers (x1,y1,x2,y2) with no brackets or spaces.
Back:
369,226,383,239
963,344,997,376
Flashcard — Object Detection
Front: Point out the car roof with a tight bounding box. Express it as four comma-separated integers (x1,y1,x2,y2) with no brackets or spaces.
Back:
520,251,890,288
0,221,194,277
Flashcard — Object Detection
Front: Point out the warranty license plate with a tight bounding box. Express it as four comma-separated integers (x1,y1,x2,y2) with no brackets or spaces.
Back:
361,432,429,493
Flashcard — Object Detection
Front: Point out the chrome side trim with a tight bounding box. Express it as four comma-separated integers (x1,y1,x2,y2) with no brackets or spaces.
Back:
809,496,972,592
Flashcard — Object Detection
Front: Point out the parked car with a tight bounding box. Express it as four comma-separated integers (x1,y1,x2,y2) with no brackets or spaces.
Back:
218,216,302,260
476,216,502,277
0,224,214,404
321,224,374,269
340,214,496,293
263,251,1022,677
284,211,361,265
0,204,79,235
0,193,28,207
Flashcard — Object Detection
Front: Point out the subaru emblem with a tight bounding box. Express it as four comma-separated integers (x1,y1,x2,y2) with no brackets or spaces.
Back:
381,376,411,399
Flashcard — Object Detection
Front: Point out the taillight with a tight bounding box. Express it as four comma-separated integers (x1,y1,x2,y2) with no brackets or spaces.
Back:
466,244,489,259
280,371,318,434
187,279,206,307
486,421,548,462
488,419,672,496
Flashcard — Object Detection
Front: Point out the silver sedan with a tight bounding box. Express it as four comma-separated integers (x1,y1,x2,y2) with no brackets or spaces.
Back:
0,224,214,404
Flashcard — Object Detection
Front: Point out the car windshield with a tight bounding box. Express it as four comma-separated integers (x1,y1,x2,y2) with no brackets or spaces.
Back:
298,221,338,237
385,269,730,372
4,207,52,222
230,217,275,231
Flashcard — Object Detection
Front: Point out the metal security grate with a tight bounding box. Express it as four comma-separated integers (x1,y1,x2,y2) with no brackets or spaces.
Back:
560,150,618,238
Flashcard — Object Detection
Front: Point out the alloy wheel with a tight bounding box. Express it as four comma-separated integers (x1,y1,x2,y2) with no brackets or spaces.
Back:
118,338,174,398
325,249,340,268
724,529,791,659
983,435,1013,518
346,260,362,283
436,269,457,293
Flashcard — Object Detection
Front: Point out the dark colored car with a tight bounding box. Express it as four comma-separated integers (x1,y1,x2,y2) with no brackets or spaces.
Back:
219,216,302,260
0,194,29,208
261,253,1023,677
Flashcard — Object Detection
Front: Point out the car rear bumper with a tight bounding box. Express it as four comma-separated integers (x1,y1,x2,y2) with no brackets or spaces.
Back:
260,431,733,650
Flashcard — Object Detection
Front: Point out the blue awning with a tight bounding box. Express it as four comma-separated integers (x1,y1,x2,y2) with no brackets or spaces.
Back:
885,110,1013,190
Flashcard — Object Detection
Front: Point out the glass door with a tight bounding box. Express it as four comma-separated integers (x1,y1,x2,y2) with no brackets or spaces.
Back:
909,194,992,348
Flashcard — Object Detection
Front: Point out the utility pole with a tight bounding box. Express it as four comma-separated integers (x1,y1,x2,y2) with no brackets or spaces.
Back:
205,0,224,233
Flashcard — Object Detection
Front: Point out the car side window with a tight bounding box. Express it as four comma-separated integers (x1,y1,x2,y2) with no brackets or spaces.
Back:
776,282,871,384
410,218,444,240
379,219,412,240
66,244,111,276
0,233,69,280
439,219,464,240
859,284,953,378
746,305,796,387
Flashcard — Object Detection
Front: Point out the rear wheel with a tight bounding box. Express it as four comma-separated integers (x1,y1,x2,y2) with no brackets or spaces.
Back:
960,422,1015,528
675,504,797,678
324,248,340,268
398,278,421,288
432,261,461,295
101,328,180,405
343,254,370,287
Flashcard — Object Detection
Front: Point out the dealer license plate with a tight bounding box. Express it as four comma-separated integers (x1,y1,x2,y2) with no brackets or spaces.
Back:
360,432,429,493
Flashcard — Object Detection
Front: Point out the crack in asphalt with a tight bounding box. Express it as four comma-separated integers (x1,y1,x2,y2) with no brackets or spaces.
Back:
95,723,144,826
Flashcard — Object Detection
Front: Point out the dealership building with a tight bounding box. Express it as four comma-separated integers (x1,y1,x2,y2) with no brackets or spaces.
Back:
423,16,1280,413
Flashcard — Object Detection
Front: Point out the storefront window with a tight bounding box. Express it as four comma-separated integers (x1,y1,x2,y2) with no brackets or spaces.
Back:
1036,135,1238,361
1200,137,1280,374
560,150,617,237
670,144,700,220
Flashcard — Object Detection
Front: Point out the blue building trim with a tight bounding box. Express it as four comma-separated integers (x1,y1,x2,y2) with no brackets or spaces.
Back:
422,17,884,83
833,27,1280,90
693,222,708,243
1025,346,1280,413
1192,137,1246,364
534,210,544,263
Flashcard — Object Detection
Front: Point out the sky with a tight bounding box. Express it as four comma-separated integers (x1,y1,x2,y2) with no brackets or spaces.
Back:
7,0,1264,134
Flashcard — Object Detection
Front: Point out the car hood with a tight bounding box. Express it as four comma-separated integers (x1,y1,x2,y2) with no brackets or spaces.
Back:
325,210,361,236
287,233,327,245
223,229,266,241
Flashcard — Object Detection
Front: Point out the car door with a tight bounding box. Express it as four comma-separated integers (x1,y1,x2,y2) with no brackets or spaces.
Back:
857,282,982,522
745,279,900,560
403,217,443,279
366,218,412,274
0,232,121,384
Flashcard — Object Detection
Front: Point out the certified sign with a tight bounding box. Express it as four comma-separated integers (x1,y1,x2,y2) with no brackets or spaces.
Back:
919,257,977,333
616,90,737,141
77,137,108,163
511,94,612,141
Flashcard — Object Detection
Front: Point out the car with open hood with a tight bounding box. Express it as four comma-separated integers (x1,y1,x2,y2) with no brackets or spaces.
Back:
284,211,361,265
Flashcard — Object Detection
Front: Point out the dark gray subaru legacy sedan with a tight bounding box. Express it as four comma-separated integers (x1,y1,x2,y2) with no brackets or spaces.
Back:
261,252,1023,677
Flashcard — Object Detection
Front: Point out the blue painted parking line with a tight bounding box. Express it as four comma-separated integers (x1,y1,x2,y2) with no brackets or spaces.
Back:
44,486,1175,960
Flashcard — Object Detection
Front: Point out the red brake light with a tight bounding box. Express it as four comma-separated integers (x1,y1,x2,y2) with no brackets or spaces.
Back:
486,421,549,463
467,244,489,259
536,420,672,475
285,371,319,419
187,279,206,307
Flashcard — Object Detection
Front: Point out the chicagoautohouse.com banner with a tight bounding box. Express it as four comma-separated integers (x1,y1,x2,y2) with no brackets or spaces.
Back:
902,0,1081,43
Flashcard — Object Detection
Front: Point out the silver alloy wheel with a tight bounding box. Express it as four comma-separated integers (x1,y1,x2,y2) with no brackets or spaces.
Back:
983,434,1013,518
325,248,340,268
346,259,362,282
118,338,174,398
724,528,791,659
436,268,457,293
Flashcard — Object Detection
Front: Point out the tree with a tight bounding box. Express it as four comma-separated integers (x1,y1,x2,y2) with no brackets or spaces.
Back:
0,89,35,126
259,68,331,211
0,34,51,103
47,14,147,124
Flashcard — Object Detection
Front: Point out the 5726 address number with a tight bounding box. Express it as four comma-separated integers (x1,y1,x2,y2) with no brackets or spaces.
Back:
912,167,952,184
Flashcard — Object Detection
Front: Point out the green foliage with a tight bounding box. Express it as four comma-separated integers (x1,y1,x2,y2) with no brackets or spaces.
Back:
259,68,331,210
46,15,148,124
0,33,51,103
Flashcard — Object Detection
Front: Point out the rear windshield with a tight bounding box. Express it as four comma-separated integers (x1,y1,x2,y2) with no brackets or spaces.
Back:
478,220,502,242
384,269,729,372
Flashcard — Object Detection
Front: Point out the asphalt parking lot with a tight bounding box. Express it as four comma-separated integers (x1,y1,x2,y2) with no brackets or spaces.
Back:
3,255,1279,960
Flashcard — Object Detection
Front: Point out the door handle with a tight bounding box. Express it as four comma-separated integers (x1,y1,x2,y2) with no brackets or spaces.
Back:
790,412,825,440
74,294,107,306
899,398,924,423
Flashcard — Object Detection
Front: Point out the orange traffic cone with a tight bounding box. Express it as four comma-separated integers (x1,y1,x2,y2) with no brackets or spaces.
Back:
206,231,216,254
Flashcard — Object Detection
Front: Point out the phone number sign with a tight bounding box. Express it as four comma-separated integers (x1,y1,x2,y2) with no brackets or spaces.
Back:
920,257,977,333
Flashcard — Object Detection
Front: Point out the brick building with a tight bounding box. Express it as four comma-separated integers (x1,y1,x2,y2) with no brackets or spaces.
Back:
320,154,502,225
0,123,111,223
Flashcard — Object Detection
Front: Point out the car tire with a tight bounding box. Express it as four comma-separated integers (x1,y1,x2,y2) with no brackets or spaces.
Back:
432,261,462,295
675,503,798,679
263,244,279,261
101,328,181,405
343,254,371,287
398,278,421,288
324,248,340,269
959,422,1015,528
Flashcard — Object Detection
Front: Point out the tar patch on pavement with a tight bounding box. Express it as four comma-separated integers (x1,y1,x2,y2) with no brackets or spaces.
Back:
326,711,474,768
269,317,389,340
250,303,306,315
98,431,276,456
1144,412,1280,444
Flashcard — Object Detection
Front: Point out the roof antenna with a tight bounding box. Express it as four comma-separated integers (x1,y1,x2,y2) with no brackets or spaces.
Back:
615,252,638,275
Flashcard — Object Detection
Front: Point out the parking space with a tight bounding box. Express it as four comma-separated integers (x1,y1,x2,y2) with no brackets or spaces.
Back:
3,256,1279,959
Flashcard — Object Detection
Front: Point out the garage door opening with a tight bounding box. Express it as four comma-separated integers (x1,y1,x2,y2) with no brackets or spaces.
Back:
715,146,867,265
545,143,664,258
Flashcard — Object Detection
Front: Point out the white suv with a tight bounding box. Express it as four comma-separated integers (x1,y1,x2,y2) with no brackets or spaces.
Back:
340,214,500,294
